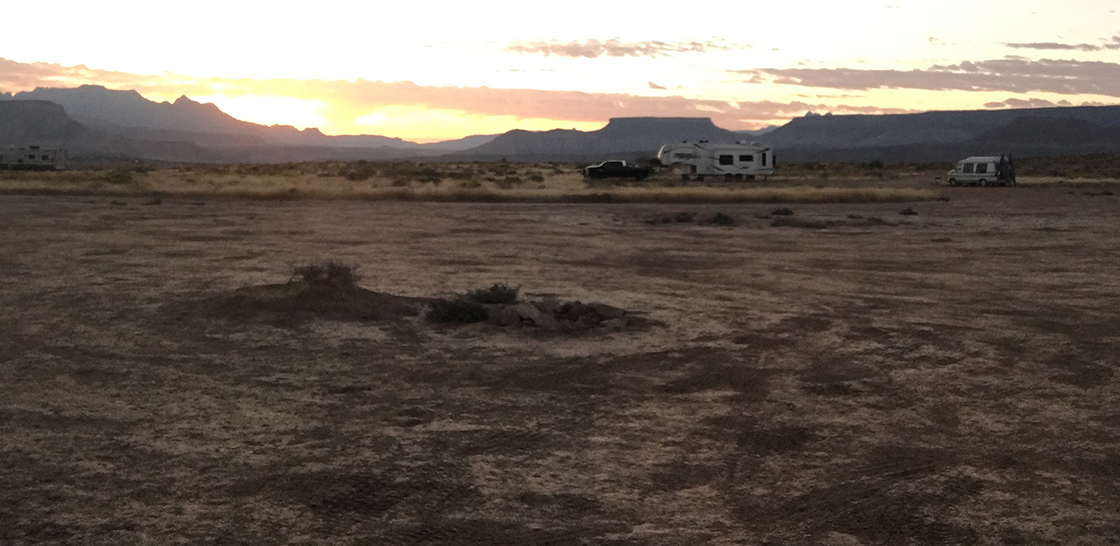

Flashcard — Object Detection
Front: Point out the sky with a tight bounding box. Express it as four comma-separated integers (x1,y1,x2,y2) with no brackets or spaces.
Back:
2,0,1118,142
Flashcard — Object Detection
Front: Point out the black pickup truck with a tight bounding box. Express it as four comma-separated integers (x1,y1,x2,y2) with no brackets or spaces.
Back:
582,160,654,181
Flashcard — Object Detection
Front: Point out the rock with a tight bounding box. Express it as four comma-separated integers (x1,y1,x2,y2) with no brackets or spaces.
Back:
557,301,588,321
575,314,601,328
588,302,626,320
487,306,521,327
511,302,558,328
601,317,629,330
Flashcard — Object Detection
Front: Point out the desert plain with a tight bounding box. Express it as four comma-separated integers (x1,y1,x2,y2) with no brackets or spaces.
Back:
1,172,1118,545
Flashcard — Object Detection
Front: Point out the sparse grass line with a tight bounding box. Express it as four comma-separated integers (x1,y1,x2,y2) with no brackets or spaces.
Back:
1,167,943,203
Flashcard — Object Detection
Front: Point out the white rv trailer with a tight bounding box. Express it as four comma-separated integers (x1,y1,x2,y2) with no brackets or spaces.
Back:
0,146,68,171
657,141,774,180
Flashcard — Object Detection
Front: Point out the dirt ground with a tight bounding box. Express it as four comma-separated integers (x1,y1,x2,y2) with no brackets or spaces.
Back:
1,180,1118,545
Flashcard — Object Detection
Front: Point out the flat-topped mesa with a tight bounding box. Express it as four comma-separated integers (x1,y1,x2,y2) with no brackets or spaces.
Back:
595,117,737,141
592,116,747,146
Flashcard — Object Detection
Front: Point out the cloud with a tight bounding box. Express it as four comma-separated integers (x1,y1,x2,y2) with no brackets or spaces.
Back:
0,57,911,133
982,97,1074,109
1003,41,1101,52
928,37,944,46
505,38,746,59
1004,35,1120,52
732,57,1120,98
648,81,667,90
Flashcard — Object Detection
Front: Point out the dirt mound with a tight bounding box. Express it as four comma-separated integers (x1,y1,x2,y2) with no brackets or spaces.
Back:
179,282,428,325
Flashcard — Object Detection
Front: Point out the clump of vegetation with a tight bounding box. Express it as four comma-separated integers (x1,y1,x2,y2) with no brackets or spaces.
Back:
345,164,377,181
771,207,794,216
467,283,519,304
772,216,831,229
711,212,735,226
290,260,361,288
102,170,135,185
426,298,488,323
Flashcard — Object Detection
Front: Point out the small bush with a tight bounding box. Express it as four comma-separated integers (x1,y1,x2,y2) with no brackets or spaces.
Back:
102,170,135,185
427,298,489,323
291,261,361,288
467,283,519,304
673,212,696,223
711,212,735,226
771,208,794,216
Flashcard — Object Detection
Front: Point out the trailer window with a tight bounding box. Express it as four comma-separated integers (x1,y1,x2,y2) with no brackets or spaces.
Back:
976,163,988,174
761,153,768,167
719,155,734,166
738,155,754,162
963,163,974,173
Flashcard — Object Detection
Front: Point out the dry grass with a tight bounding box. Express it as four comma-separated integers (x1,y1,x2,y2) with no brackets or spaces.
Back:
0,163,940,204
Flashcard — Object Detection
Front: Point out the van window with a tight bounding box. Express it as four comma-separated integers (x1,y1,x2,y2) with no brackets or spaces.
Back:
719,155,734,165
963,163,974,174
976,163,988,174
739,154,754,162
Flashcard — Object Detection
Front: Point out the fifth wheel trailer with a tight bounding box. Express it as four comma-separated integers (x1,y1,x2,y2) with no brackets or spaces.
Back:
657,141,774,180
0,146,68,171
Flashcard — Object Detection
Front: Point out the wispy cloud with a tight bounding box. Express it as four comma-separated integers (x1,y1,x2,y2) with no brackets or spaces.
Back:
506,38,747,59
732,58,1120,98
1003,41,1102,52
1003,35,1120,52
648,81,667,90
983,97,1075,109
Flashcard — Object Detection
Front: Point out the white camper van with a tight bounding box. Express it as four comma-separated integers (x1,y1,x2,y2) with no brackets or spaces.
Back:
0,146,68,171
946,155,1015,186
657,141,774,180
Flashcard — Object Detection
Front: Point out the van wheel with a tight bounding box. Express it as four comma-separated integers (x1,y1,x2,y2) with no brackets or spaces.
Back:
979,179,988,187
948,178,957,186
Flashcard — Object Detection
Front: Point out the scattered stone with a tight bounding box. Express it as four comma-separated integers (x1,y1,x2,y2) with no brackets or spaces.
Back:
899,207,918,216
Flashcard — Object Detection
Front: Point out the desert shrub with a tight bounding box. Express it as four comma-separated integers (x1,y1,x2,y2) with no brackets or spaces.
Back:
291,260,360,288
467,283,519,304
711,212,735,226
771,207,794,216
772,216,831,229
673,212,696,223
102,170,135,185
528,173,545,183
427,298,489,323
345,166,377,181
